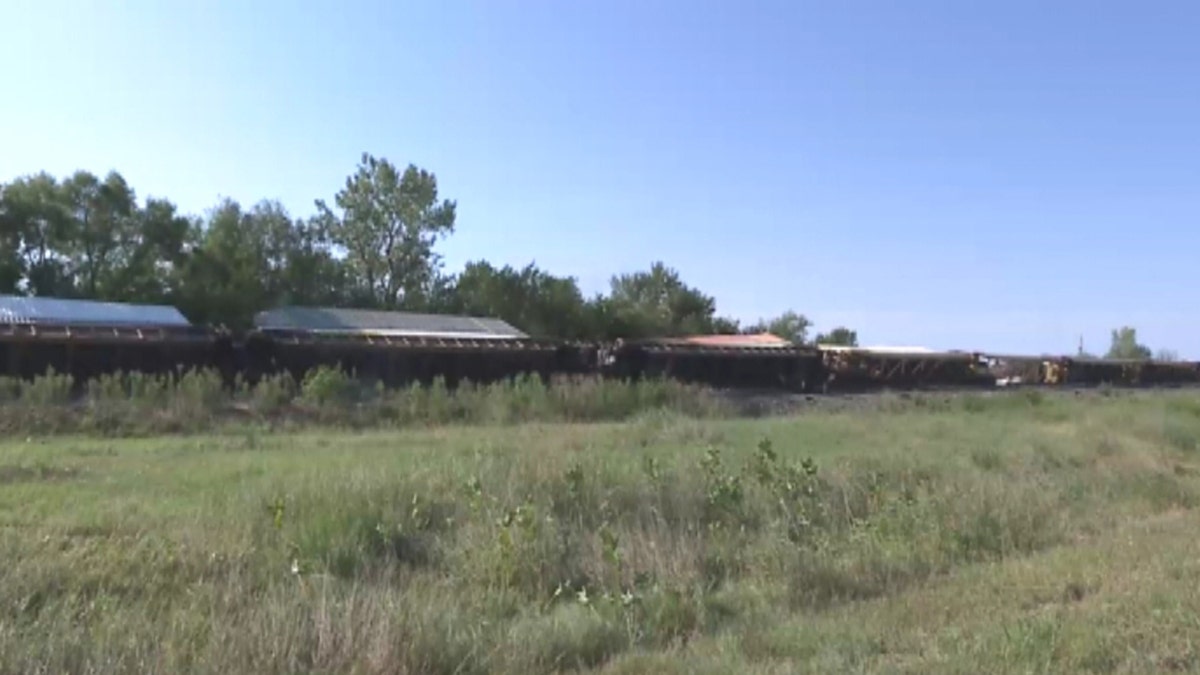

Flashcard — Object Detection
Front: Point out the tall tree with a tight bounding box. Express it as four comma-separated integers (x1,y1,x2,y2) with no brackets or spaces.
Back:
447,260,590,339
60,170,140,298
605,261,717,338
110,197,196,304
579,294,637,341
314,153,456,310
175,200,281,328
815,326,858,346
1105,326,1152,360
0,181,30,293
176,199,353,327
746,310,811,344
276,216,352,309
712,316,742,334
0,172,74,296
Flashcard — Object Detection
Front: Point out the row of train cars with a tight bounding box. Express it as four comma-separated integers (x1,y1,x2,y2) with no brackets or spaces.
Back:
0,314,1198,396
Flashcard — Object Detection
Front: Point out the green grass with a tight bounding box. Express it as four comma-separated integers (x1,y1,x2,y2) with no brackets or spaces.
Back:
2,389,1200,673
0,367,733,435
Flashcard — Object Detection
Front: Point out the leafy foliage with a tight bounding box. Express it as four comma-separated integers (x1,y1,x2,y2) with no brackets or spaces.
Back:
444,261,593,339
745,310,811,344
314,152,457,310
0,162,755,341
1106,326,1152,360
815,326,858,347
603,261,720,339
10,157,1181,359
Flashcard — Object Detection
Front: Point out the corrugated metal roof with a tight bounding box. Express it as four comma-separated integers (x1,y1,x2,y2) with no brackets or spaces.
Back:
0,294,192,327
254,306,528,339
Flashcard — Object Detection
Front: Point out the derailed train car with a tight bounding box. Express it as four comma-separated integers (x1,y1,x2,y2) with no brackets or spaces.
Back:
1,294,1198,396
241,328,596,389
817,345,996,392
599,334,823,392
240,306,598,389
0,295,238,390
1047,356,1200,387
1137,359,1200,386
979,354,1053,387
978,354,1200,388
0,322,235,387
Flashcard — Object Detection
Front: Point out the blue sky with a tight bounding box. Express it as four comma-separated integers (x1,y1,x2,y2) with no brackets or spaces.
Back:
2,0,1197,356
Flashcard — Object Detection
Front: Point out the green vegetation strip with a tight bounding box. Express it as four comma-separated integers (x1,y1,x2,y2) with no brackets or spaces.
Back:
2,393,1199,673
0,368,731,435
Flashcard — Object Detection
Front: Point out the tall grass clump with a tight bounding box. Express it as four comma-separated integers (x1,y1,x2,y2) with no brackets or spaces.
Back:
0,368,730,435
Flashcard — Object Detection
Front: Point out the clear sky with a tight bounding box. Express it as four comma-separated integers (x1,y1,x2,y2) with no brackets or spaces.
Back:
2,0,1197,357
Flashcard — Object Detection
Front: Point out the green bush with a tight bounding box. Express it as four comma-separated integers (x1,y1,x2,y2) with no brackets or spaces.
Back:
299,366,358,406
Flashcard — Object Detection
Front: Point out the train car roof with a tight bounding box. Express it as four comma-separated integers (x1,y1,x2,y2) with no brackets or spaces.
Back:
254,306,528,340
0,294,192,328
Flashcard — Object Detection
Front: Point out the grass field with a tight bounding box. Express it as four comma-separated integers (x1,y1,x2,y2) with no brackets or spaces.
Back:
3,387,1200,673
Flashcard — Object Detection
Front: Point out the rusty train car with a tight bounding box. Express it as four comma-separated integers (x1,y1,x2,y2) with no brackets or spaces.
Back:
241,328,597,389
0,321,237,385
598,334,823,392
0,295,1198,396
815,345,996,392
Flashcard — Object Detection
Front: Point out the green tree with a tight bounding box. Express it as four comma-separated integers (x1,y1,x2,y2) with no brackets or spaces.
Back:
745,310,811,344
712,316,742,334
314,153,456,310
0,171,200,305
579,294,635,341
175,200,275,327
605,261,717,338
0,163,753,348
174,199,265,327
176,199,354,328
446,260,590,339
109,197,196,304
815,326,858,346
60,170,139,298
0,181,30,293
1105,326,1152,360
276,216,352,309
0,172,74,296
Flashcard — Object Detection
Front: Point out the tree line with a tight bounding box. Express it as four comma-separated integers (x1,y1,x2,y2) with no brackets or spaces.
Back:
0,153,1181,359
0,153,856,344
